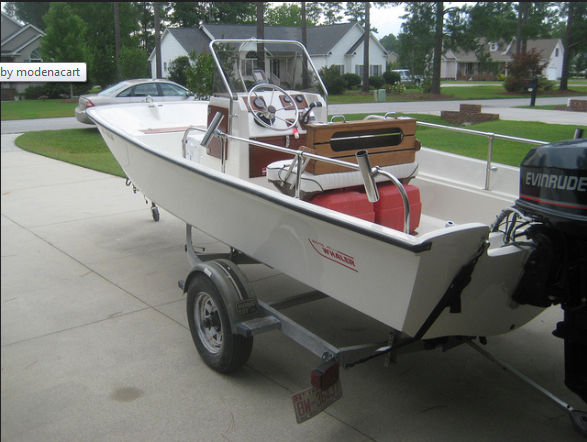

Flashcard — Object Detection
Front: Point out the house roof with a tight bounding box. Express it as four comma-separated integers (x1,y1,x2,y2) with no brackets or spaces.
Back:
1,12,45,57
447,39,512,63
306,23,356,55
526,38,560,58
199,23,357,56
2,27,44,53
168,27,211,54
150,22,386,64
442,38,562,64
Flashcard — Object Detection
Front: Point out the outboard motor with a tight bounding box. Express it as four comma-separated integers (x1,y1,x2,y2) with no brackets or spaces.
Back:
514,138,587,403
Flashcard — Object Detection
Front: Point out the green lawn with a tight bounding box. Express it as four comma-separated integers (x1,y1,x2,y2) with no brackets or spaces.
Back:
14,114,585,176
1,98,78,120
15,128,125,177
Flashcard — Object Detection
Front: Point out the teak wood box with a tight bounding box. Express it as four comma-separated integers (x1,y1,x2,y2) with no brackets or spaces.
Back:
304,118,421,175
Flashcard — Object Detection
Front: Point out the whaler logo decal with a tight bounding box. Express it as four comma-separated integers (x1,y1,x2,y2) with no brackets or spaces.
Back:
309,239,358,272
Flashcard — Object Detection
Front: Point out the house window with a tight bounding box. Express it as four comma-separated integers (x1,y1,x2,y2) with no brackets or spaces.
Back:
242,51,258,76
163,62,168,74
555,48,559,57
355,65,364,76
271,59,280,78
26,48,43,62
370,65,381,76
489,42,498,52
335,65,344,75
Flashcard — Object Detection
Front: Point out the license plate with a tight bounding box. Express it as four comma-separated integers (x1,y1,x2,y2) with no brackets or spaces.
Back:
292,379,343,423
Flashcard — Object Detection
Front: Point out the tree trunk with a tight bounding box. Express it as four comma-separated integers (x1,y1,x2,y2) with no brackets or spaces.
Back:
154,2,162,78
430,2,443,95
516,2,529,55
114,2,121,82
522,3,529,54
559,2,573,91
256,3,265,72
361,2,370,93
516,2,522,54
302,2,309,89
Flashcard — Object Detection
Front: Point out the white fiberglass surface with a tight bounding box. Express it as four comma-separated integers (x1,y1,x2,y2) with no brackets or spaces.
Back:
90,101,208,135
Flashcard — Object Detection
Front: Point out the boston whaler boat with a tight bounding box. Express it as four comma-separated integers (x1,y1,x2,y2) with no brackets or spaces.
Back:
88,39,586,430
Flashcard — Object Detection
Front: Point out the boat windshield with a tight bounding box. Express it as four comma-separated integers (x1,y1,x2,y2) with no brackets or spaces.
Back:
209,39,327,99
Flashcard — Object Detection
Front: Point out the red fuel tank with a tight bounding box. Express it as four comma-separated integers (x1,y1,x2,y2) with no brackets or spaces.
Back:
310,189,375,222
373,184,421,233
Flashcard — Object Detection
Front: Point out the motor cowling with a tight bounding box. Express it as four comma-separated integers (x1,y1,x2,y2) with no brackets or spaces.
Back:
517,138,587,232
514,139,587,403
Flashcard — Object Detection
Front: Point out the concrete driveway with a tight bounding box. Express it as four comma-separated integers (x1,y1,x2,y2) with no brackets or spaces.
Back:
1,132,585,441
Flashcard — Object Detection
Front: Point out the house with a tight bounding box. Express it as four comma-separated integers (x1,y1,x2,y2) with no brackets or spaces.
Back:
530,39,564,81
1,12,45,99
386,51,399,65
441,38,564,81
149,23,388,82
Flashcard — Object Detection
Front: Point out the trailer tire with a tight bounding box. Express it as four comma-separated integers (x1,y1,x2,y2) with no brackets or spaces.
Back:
186,274,253,373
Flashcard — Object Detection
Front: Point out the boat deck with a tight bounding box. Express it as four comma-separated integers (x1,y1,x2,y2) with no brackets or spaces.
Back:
133,129,516,238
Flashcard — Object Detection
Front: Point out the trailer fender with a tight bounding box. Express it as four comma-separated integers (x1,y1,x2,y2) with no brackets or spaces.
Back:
182,259,258,326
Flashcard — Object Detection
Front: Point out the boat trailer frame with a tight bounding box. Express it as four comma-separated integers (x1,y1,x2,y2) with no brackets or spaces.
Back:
181,224,586,434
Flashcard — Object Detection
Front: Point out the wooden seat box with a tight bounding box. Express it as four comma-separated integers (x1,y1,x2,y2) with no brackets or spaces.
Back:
304,118,421,175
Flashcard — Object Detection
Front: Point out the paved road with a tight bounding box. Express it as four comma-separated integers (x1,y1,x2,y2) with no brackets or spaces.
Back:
1,116,90,134
442,82,585,87
329,96,587,126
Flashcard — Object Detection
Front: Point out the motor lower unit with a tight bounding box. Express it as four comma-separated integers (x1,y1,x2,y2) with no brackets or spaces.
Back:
515,138,587,403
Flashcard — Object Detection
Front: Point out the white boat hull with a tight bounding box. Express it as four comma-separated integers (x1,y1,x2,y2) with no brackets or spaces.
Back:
90,109,544,339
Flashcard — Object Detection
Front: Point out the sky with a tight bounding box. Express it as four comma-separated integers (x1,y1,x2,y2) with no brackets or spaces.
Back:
370,3,408,38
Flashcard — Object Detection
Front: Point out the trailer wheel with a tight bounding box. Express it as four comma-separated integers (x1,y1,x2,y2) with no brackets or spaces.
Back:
186,274,253,373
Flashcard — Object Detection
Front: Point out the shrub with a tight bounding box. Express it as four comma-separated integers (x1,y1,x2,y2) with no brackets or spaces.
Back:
119,46,150,80
386,82,406,94
319,65,346,95
383,70,401,85
369,76,385,89
186,52,215,98
421,77,433,94
342,73,361,89
538,77,555,91
24,85,48,99
504,76,525,92
168,55,191,87
327,77,346,95
503,50,546,92
23,83,89,99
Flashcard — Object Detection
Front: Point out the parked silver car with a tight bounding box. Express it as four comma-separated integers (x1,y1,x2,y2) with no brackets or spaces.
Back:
75,78,193,124
391,69,422,87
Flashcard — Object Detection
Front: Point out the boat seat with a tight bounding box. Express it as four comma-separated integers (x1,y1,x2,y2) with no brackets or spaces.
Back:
304,117,421,175
266,158,418,200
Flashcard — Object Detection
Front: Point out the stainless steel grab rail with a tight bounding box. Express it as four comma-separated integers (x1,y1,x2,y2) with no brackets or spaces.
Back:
416,121,548,190
182,116,413,234
363,114,549,191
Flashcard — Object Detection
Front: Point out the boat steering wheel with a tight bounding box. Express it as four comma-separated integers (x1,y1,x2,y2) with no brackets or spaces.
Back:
247,83,299,131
